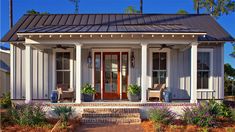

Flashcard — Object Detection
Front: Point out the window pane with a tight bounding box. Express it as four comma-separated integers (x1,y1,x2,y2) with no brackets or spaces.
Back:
197,71,209,89
95,54,101,69
160,53,166,70
56,71,63,84
152,71,159,85
95,53,101,93
64,71,70,85
153,53,159,70
122,54,128,93
203,53,210,70
159,71,166,84
63,52,70,70
56,52,63,70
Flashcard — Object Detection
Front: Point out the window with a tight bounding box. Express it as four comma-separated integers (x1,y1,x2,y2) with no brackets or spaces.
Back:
197,52,211,89
121,53,128,93
152,52,167,86
94,53,101,98
56,52,70,87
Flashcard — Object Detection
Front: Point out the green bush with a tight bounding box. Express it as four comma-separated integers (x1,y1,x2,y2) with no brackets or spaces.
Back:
9,103,46,126
206,99,231,118
81,84,96,94
0,92,12,108
148,107,176,125
53,106,73,128
182,104,216,127
127,84,141,95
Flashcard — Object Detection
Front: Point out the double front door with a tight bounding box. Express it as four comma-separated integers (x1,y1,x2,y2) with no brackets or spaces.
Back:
94,52,128,100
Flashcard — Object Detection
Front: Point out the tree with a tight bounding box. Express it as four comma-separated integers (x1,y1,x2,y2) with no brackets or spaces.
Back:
193,0,235,17
124,6,140,14
26,9,49,14
224,63,235,95
177,9,189,14
69,0,79,14
230,44,235,58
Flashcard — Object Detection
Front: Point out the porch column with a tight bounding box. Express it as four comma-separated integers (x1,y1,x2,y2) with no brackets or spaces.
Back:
25,44,32,103
75,43,82,103
190,42,198,103
141,42,148,103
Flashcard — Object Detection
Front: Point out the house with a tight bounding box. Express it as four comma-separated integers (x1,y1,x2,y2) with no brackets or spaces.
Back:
0,46,10,97
1,14,234,104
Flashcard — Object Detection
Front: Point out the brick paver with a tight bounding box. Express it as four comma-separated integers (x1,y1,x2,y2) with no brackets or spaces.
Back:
76,124,144,132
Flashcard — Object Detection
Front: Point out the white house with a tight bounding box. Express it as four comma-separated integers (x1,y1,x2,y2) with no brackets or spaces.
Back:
1,14,234,104
0,46,10,96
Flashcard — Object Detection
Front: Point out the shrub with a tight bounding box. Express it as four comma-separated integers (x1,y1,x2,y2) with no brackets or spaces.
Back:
182,104,215,127
148,107,176,125
81,84,96,94
53,106,73,128
231,108,235,121
127,84,141,95
206,99,231,118
0,92,12,108
9,103,46,126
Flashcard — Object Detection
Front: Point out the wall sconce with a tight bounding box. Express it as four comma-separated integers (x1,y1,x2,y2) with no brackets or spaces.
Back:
87,51,92,68
131,51,135,68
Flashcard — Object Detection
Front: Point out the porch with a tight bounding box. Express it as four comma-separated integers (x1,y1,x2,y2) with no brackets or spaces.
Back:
22,34,203,104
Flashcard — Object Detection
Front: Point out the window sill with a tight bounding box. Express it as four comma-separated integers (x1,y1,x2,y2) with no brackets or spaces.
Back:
197,89,214,92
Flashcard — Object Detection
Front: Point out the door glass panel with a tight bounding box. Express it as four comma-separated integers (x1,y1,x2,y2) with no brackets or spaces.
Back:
94,53,101,94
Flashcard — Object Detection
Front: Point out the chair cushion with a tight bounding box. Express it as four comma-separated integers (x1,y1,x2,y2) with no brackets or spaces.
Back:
57,84,69,91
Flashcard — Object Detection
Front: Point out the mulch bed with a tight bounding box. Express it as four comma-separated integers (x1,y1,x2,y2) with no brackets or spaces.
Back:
141,119,235,132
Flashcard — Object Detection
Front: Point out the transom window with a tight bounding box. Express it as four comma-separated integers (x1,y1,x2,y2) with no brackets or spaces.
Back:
197,52,211,89
152,52,167,86
56,52,71,87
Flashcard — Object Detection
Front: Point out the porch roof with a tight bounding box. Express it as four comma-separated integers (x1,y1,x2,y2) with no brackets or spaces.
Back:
1,14,234,42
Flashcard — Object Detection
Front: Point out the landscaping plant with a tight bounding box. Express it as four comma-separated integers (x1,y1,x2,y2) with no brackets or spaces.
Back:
231,108,235,121
81,84,96,94
0,92,12,108
127,84,141,95
148,107,176,125
182,104,215,127
53,106,73,128
9,103,46,126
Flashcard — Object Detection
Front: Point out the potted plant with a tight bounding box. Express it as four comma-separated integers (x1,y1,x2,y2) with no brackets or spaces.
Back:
127,84,141,102
81,84,96,102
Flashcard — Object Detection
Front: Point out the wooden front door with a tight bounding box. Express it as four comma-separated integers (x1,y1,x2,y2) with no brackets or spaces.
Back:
103,53,120,99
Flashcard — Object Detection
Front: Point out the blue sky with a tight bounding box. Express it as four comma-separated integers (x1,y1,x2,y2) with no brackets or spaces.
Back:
0,0,234,67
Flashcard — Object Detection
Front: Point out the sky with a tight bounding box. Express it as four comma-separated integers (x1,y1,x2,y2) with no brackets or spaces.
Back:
0,0,234,67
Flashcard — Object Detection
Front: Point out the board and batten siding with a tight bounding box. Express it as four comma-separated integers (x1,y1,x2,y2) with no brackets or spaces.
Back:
12,46,52,99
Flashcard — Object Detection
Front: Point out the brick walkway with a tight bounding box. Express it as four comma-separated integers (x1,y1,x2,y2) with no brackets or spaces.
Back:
76,124,144,132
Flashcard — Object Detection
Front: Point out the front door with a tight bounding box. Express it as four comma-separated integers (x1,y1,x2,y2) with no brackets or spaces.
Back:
103,53,120,100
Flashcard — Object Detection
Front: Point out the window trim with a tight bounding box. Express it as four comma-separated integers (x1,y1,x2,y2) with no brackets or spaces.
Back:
197,48,213,91
149,48,170,90
53,48,74,90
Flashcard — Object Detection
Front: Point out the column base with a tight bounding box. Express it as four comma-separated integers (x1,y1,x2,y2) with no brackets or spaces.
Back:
25,99,32,104
190,99,197,103
75,100,82,104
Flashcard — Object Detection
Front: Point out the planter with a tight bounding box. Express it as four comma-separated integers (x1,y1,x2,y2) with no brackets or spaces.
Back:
50,90,58,103
83,94,93,102
127,92,141,102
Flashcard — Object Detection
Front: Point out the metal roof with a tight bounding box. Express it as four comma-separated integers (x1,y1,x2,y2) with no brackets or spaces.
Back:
1,14,234,42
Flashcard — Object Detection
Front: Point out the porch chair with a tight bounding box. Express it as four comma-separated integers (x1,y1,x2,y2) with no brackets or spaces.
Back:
147,84,166,101
57,84,75,102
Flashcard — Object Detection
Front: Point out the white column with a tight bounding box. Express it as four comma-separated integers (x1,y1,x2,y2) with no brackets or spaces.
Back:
75,43,82,103
10,44,14,99
141,43,148,103
190,42,198,103
25,44,32,103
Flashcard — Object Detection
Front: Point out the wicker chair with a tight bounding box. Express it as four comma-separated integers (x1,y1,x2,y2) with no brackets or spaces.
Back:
147,84,166,101
57,84,74,102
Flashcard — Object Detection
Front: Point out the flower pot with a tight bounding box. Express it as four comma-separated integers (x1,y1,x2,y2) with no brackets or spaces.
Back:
50,90,58,103
83,94,93,102
127,92,141,102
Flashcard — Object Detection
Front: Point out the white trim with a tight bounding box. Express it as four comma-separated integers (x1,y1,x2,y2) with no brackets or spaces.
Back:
18,32,207,36
52,48,74,90
149,48,171,91
0,49,10,54
197,48,214,92
10,44,14,99
91,48,131,100
220,45,224,99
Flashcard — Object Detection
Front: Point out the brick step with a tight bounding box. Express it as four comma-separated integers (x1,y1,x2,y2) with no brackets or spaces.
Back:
80,117,141,125
83,108,140,114
82,113,140,118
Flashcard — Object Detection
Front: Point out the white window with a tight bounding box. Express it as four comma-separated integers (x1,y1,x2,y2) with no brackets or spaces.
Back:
56,52,71,87
197,49,213,90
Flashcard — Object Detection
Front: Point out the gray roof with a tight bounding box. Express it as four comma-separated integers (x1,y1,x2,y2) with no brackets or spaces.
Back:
1,14,234,42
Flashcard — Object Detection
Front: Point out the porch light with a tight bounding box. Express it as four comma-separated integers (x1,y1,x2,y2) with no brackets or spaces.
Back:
87,51,92,68
131,51,135,68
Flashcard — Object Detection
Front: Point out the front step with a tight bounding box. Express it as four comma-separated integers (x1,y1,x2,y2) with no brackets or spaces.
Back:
81,108,141,125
